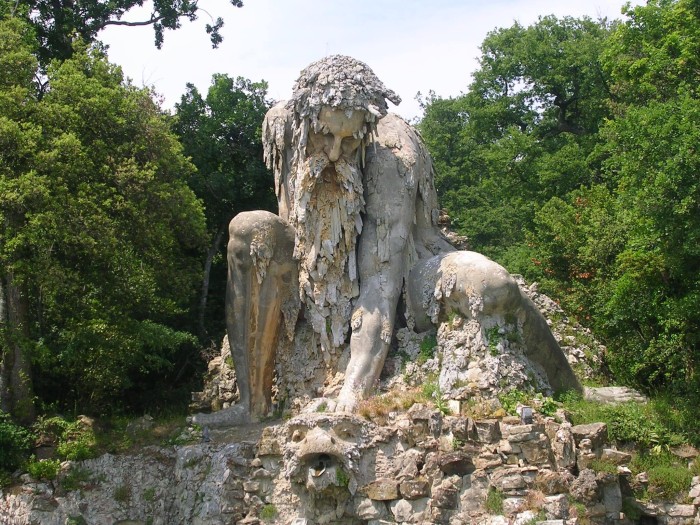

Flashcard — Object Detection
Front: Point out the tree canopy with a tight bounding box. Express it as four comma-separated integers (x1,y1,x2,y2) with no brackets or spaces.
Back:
3,0,243,65
0,16,207,415
420,0,700,402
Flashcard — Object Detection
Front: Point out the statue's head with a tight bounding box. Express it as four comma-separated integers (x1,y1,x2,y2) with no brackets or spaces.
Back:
288,55,401,163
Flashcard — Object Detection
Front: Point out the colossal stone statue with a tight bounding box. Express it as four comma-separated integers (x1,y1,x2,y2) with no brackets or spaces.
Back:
193,55,580,426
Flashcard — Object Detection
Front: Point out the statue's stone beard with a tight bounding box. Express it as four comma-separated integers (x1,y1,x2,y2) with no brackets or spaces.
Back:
289,151,365,353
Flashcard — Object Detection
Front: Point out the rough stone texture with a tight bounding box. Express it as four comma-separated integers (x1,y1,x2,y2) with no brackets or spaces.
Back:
7,406,693,525
584,385,648,404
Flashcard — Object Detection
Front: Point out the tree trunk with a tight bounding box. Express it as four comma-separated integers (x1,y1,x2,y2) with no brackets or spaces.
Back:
0,272,35,423
197,224,226,341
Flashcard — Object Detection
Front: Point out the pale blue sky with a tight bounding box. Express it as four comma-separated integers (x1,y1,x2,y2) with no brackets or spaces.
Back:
101,0,638,120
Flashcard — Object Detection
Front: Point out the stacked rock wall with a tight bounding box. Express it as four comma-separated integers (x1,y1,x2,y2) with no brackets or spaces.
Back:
2,411,698,525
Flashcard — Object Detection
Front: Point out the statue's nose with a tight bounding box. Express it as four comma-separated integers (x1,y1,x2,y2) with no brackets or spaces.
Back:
328,134,343,162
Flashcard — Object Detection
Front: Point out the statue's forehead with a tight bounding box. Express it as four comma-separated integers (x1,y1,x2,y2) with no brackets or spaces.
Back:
316,106,368,134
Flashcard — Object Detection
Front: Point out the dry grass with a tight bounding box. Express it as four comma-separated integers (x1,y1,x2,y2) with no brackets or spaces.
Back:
357,388,426,421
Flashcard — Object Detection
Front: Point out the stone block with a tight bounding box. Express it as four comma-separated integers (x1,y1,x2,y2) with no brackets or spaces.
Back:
571,422,608,449
474,419,502,443
364,479,400,501
432,486,459,509
519,435,551,465
544,494,569,519
506,423,544,443
665,503,696,517
474,452,504,470
535,470,571,495
601,448,632,465
389,498,428,522
399,479,430,500
354,497,387,520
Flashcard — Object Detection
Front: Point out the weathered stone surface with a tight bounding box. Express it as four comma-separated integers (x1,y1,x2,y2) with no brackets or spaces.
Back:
571,422,608,449
601,448,632,465
543,493,569,520
506,423,544,443
388,498,428,522
584,386,647,404
438,451,475,476
570,468,600,504
475,419,502,443
535,470,572,495
399,479,430,500
353,497,386,520
363,479,399,501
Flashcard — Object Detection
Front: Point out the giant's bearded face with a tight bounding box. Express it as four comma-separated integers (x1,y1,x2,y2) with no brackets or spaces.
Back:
289,107,368,354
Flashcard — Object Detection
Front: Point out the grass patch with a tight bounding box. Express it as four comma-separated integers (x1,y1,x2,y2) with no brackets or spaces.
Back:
558,391,686,448
589,458,619,475
485,487,504,514
260,504,278,521
61,466,92,491
418,334,437,364
113,484,131,503
358,388,425,421
631,451,694,501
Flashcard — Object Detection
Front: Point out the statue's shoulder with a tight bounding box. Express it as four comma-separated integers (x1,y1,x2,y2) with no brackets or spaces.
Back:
373,112,430,169
263,100,293,133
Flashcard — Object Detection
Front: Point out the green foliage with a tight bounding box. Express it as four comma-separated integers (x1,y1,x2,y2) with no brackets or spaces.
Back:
0,18,208,415
260,504,278,521
27,457,60,480
0,411,33,474
335,467,350,488
61,466,91,491
143,487,156,502
498,390,558,417
173,75,273,340
8,0,243,66
485,326,501,356
113,483,131,503
420,15,611,264
420,1,700,422
560,391,686,448
485,487,505,514
631,451,694,501
418,334,437,363
589,459,618,475
33,416,98,461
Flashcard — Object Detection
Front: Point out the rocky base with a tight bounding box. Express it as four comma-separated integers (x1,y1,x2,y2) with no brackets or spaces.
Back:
2,408,699,525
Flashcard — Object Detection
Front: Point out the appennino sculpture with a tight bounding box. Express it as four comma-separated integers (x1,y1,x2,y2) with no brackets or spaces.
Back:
193,55,580,426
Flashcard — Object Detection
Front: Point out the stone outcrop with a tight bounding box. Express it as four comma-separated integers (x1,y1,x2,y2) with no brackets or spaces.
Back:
3,409,698,525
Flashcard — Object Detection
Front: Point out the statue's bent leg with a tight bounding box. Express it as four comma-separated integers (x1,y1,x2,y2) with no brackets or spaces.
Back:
227,210,298,420
406,251,581,394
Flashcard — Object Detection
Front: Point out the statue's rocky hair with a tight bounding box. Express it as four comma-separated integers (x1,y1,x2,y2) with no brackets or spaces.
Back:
287,55,401,164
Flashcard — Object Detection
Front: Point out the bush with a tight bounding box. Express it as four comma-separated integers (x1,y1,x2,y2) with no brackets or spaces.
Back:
0,411,33,475
34,416,97,461
27,458,60,480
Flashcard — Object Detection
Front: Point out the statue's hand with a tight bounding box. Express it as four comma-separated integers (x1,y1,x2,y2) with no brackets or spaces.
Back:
335,386,360,414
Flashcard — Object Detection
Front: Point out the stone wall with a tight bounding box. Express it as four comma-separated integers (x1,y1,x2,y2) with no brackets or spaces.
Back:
2,410,698,525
